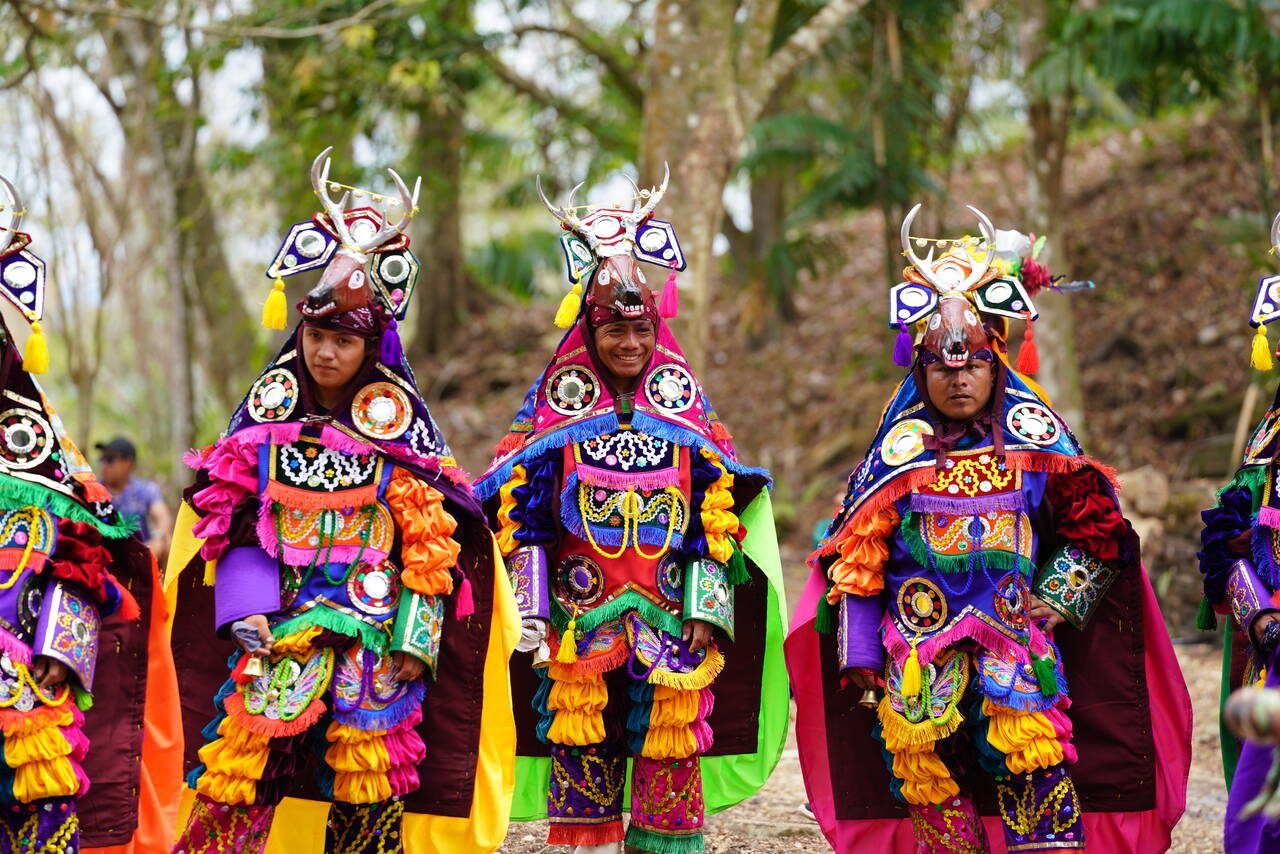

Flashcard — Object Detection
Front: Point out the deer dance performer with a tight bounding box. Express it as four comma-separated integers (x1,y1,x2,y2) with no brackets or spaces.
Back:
1198,211,1280,852
786,206,1190,853
166,149,517,854
474,168,788,854
0,175,179,853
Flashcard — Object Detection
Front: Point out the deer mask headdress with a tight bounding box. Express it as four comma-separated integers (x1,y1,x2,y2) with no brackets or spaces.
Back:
260,147,422,338
0,178,49,373
889,203,1043,374
536,163,686,328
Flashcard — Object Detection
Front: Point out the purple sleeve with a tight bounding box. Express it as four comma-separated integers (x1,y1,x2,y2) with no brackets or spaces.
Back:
34,581,100,690
1226,558,1277,635
214,546,281,634
837,593,885,671
507,544,550,620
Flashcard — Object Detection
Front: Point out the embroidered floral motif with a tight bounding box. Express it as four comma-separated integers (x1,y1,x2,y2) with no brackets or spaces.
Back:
920,510,1033,562
274,443,379,492
579,432,674,472
923,454,1016,499
1033,544,1117,630
886,648,968,726
579,485,687,532
1229,561,1265,628
241,648,335,722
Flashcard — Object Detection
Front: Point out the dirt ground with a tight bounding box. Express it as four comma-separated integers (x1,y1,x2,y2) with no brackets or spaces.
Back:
499,642,1227,853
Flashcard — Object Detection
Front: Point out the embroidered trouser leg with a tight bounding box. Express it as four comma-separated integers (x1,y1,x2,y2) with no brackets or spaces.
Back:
626,756,705,854
171,793,274,854
324,798,406,854
0,797,79,854
906,796,989,854
994,764,1084,852
546,742,627,845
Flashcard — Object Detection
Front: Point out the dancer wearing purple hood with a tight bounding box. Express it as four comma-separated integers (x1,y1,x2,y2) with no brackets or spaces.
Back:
786,205,1191,854
166,149,515,853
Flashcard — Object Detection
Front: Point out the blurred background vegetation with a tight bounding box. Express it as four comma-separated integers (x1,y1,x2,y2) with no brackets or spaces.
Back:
3,0,1280,630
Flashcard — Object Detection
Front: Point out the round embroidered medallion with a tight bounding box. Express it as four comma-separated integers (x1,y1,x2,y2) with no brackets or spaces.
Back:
880,418,933,466
351,382,413,440
645,363,697,414
347,561,401,616
897,578,946,633
993,572,1029,631
247,368,298,422
0,409,52,471
1006,402,1060,446
555,554,605,607
545,365,601,417
16,573,42,636
656,554,684,604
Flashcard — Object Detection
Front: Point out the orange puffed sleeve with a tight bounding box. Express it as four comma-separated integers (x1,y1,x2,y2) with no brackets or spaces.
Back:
824,505,900,604
386,468,462,596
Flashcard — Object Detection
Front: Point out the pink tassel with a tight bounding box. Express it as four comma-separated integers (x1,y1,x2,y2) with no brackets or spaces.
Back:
658,264,679,318
380,317,402,364
455,575,475,618
893,322,914,367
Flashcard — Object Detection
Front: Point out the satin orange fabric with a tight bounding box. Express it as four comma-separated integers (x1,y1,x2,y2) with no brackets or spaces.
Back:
385,469,461,596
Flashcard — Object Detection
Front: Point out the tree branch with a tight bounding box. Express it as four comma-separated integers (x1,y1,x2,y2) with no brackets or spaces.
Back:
13,0,396,40
510,21,643,109
479,49,631,150
742,0,870,123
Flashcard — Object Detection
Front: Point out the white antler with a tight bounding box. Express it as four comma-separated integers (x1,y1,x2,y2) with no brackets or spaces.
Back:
310,147,417,255
958,204,996,290
1270,210,1280,252
900,202,997,292
537,175,593,246
625,161,669,225
0,177,23,259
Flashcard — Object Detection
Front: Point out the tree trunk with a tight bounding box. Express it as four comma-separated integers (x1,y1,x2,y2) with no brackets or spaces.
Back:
410,92,469,359
1020,0,1084,432
639,0,742,367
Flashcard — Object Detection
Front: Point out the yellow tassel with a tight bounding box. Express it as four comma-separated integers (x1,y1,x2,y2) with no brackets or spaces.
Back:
22,320,48,374
556,612,578,664
202,557,218,587
554,284,583,329
262,275,288,331
902,644,923,700
1254,323,1274,371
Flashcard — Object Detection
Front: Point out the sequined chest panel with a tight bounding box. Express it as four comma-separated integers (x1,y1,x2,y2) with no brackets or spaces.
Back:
562,432,692,554
889,451,1040,647
0,506,55,575
554,432,693,620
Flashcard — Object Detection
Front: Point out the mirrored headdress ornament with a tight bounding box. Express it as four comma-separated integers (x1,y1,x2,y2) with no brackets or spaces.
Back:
890,203,1086,375
260,147,423,330
0,178,49,373
1249,212,1280,371
537,163,686,328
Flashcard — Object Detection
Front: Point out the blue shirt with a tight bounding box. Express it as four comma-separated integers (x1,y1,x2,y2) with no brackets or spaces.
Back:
112,477,163,541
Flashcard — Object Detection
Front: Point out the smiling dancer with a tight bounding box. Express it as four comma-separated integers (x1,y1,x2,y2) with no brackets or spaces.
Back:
474,168,788,854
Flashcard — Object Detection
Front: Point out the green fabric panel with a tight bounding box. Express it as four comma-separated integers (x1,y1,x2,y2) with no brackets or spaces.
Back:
1221,624,1241,790
508,490,789,820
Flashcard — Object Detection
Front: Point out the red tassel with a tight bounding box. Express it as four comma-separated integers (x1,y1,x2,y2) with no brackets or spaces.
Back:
1016,316,1039,375
454,575,475,618
658,264,679,318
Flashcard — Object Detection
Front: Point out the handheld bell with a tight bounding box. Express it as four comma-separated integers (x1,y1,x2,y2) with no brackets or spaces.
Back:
242,654,268,678
858,688,878,710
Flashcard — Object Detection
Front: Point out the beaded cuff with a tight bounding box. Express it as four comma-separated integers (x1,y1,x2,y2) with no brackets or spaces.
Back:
1033,543,1118,630
683,557,733,638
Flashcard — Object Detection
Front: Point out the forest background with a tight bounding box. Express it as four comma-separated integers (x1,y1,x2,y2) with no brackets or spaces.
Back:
0,0,1276,635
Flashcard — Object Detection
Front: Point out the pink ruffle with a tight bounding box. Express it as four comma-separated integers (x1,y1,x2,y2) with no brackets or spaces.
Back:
191,438,260,561
385,707,426,797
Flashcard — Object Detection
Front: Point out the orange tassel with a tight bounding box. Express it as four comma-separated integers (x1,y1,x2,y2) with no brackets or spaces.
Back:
1016,315,1039,375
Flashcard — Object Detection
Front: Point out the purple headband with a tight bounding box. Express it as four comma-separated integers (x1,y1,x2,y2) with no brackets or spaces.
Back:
297,302,386,338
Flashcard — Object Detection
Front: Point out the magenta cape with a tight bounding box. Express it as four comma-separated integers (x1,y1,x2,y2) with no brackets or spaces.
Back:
785,561,1192,853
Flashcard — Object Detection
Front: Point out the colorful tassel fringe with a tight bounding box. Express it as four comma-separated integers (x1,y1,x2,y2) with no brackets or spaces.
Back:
262,277,288,331
893,322,914,367
1016,314,1039,375
22,321,48,374
901,645,922,700
658,265,679,319
554,284,583,329
1254,323,1275,371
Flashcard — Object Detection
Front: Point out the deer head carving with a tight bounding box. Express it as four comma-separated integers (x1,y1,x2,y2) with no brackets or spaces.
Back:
302,147,420,319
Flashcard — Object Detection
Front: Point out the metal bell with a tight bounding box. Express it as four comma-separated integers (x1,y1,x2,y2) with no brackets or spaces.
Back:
242,655,268,678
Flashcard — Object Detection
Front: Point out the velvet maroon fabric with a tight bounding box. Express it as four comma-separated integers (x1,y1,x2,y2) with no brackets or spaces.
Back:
77,537,154,846
1045,468,1139,567
171,488,494,818
47,520,114,607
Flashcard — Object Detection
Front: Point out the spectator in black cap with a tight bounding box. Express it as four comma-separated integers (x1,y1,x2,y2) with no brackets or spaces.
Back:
95,436,172,561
